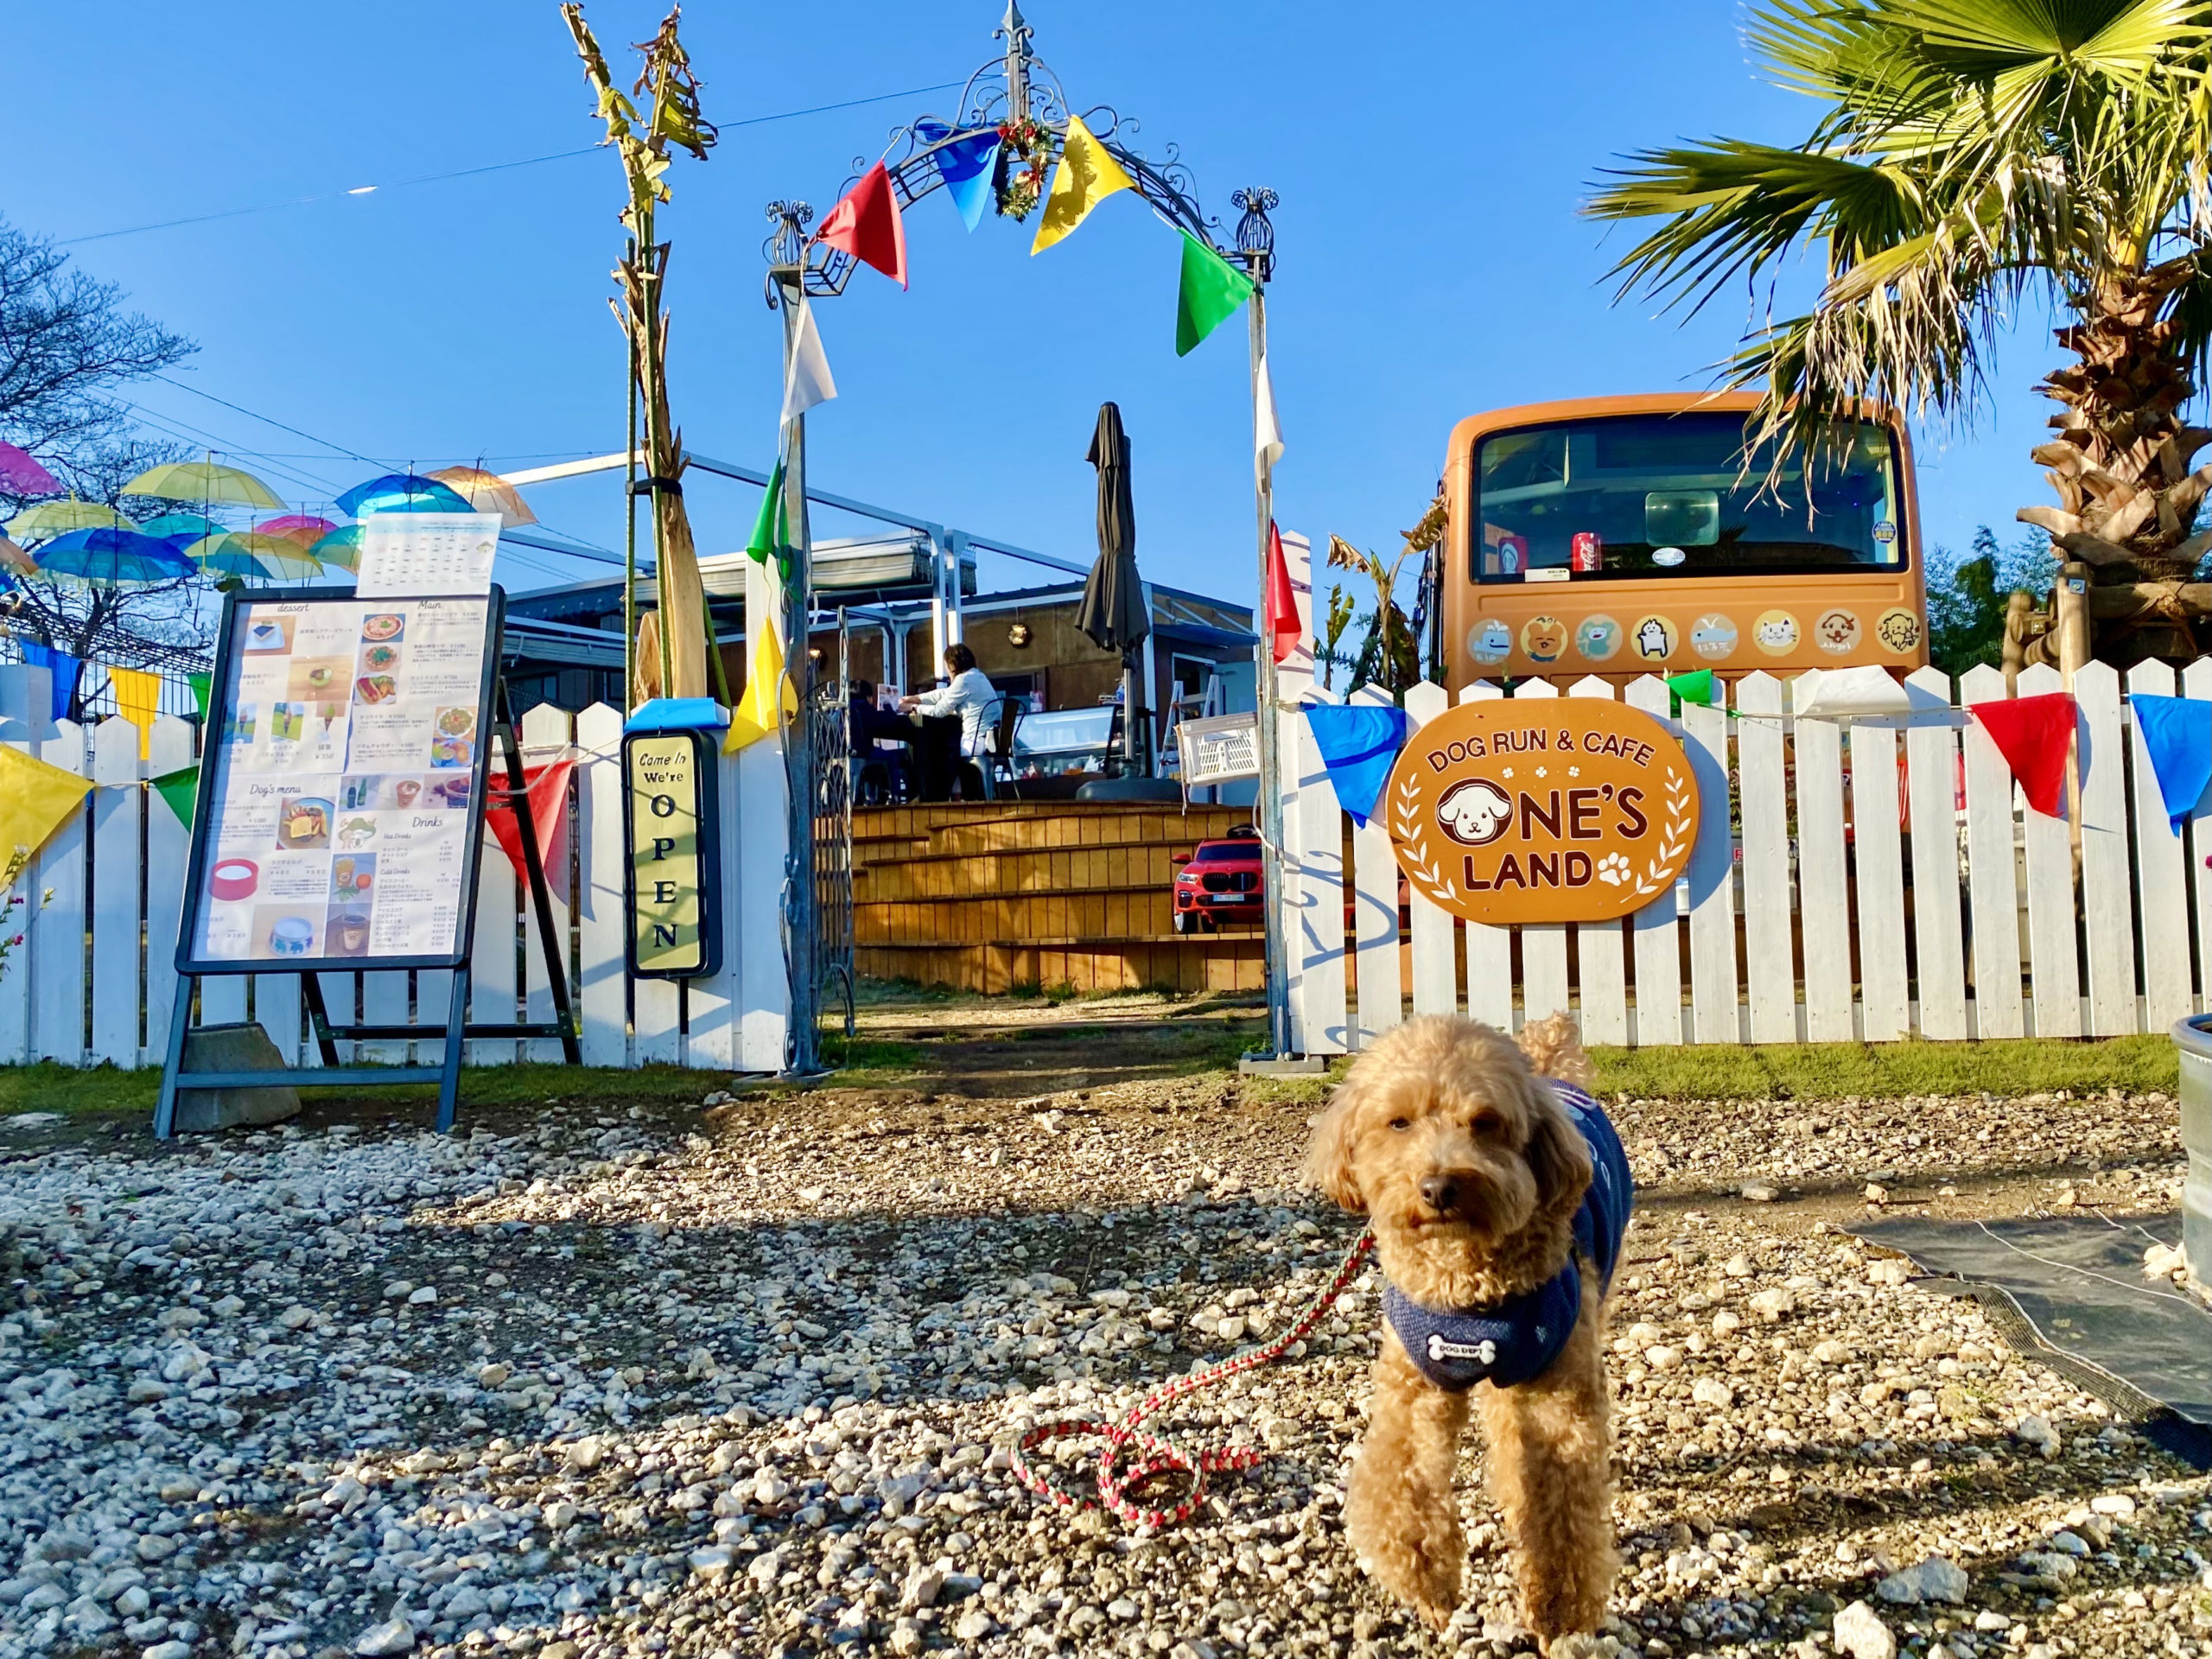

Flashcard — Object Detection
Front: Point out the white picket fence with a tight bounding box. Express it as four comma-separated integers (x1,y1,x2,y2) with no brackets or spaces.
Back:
1276,659,2212,1051
0,693,789,1075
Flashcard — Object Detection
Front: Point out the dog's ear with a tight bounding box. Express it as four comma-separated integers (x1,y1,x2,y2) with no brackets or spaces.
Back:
1305,1079,1367,1213
1523,1083,1593,1220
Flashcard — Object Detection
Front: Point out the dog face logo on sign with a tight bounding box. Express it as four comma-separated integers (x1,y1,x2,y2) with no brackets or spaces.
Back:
1386,699,1699,925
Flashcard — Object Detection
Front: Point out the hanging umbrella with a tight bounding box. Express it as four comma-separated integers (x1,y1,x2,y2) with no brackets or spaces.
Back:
427,466,537,527
0,442,60,497
5,498,131,541
182,532,325,582
309,524,364,572
1077,401,1151,771
34,527,199,587
141,511,228,547
0,533,36,576
336,473,471,516
124,460,284,510
256,513,340,548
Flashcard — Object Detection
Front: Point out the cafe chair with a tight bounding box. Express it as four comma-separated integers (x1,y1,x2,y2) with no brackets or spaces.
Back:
979,695,1027,800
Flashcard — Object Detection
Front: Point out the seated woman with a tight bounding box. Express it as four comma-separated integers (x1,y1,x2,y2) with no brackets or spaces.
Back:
899,643,996,756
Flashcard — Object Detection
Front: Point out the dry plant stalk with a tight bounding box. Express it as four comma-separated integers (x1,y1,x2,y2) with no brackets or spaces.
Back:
560,3,717,707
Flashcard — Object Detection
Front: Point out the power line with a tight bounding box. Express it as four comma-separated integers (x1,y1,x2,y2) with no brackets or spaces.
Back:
56,79,966,246
149,373,384,467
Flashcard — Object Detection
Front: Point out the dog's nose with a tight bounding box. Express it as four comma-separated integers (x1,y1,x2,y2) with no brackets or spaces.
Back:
1419,1173,1463,1215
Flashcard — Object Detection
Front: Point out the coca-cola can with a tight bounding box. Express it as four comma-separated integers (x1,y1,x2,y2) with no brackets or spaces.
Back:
1571,532,1603,573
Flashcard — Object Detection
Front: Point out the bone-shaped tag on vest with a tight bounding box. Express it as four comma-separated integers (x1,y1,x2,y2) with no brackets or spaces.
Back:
1427,1332,1497,1366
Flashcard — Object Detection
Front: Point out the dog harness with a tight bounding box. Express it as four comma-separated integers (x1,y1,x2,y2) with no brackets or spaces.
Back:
1382,1081,1633,1393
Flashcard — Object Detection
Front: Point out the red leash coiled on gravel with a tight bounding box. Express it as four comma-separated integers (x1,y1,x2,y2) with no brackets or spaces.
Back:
1009,1230,1375,1529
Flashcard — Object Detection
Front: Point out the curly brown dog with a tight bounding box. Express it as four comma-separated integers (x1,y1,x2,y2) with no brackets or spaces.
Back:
1306,1012,1630,1643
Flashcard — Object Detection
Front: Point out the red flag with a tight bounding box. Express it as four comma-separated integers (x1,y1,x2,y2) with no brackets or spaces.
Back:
814,162,907,289
484,760,575,881
1969,691,2076,817
1264,520,1301,665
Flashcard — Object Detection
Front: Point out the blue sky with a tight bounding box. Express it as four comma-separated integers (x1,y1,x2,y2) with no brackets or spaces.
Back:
10,1,2065,608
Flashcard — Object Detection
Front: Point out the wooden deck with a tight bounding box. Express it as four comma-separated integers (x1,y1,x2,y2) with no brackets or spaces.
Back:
852,803,1266,995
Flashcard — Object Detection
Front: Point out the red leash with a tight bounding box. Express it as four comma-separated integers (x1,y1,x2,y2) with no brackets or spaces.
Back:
1010,1230,1375,1529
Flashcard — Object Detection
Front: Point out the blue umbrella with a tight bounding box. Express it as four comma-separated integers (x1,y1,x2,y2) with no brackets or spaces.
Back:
34,528,200,587
336,473,472,516
140,512,228,548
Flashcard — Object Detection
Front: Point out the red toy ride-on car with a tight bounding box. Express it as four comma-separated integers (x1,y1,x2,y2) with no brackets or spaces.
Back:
1171,824,1264,934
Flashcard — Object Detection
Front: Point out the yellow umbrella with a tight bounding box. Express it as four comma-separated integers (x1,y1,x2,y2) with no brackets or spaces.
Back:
124,461,284,510
5,497,131,541
182,532,326,582
428,465,537,527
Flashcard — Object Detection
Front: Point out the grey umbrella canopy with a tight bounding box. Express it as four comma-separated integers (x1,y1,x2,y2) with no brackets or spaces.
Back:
1078,402,1150,770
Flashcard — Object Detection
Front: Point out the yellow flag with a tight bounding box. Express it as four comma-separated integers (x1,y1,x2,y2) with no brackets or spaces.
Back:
109,665,160,760
0,744,91,867
1031,115,1135,255
723,613,798,754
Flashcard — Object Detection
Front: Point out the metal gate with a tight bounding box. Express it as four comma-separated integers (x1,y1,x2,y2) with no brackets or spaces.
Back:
811,613,855,1040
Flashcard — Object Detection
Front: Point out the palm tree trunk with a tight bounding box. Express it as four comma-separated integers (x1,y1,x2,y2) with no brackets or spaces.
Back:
2016,258,2212,664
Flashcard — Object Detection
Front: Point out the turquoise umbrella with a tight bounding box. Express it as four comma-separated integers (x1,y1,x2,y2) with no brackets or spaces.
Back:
141,512,227,548
34,528,199,586
336,473,471,516
309,524,364,572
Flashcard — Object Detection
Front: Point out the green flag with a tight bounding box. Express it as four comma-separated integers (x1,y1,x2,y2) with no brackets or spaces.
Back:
1666,669,1716,711
1174,232,1254,357
745,458,789,565
188,671,213,718
151,764,200,830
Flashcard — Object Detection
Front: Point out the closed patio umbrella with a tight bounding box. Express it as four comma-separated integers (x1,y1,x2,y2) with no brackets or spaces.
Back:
1077,401,1150,771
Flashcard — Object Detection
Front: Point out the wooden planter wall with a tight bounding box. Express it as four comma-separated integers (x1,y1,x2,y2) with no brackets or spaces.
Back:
853,804,1267,995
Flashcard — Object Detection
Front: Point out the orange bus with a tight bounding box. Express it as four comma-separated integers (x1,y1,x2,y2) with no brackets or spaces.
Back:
1438,392,1927,689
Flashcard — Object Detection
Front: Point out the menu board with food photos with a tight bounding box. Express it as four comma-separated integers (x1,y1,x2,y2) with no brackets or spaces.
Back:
179,590,502,972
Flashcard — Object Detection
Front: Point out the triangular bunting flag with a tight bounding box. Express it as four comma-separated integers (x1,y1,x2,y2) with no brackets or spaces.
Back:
18,640,80,722
780,291,837,429
1303,702,1414,828
1254,352,1284,486
746,458,790,567
724,613,798,754
0,744,90,864
108,664,160,760
1264,521,1301,666
2132,693,2212,834
484,760,575,880
917,123,1001,232
1175,232,1253,357
815,162,908,288
1969,691,2077,818
1031,114,1135,254
1666,670,1716,711
188,671,213,719
150,764,200,830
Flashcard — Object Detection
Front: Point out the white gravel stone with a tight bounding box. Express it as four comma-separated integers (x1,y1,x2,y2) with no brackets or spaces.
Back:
1834,1599,1898,1659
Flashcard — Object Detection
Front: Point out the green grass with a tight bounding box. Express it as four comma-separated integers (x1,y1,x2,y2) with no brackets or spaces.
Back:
1590,1034,2177,1101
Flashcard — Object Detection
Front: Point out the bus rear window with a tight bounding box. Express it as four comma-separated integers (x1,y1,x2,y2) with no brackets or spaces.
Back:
1473,413,1903,582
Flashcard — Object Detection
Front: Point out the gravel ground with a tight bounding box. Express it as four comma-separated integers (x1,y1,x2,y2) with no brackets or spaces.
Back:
1,1019,2209,1659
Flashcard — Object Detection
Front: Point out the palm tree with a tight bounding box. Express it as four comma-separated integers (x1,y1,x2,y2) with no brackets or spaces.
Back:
1586,0,2212,667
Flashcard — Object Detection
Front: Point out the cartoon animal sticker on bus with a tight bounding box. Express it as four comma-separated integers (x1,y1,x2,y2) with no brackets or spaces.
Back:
1630,615,1677,663
1815,608,1862,654
1521,615,1568,663
1689,614,1738,661
1469,619,1513,665
1575,615,1622,662
1876,607,1922,653
1752,610,1799,655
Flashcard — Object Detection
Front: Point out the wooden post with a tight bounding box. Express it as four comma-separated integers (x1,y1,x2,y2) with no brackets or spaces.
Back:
2002,591,2033,690
2056,562,2090,879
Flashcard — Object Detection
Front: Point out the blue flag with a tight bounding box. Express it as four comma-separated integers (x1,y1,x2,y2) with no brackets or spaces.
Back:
18,639,81,722
2133,693,2212,834
1303,702,1414,828
917,121,1001,232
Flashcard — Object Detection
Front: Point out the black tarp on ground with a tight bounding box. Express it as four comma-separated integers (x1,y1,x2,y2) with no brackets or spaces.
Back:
1853,1213,2212,1434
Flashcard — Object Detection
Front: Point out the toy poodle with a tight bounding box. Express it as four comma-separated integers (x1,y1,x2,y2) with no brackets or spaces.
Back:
1306,1011,1631,1643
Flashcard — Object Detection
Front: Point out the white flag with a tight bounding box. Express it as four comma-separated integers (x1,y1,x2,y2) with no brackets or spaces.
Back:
1255,351,1284,486
781,290,837,428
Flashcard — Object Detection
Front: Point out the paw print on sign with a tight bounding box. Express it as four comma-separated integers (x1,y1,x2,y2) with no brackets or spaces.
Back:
1595,853,1631,887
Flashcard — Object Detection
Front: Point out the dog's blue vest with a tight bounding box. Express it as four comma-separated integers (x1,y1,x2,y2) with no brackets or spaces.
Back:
1382,1082,1632,1393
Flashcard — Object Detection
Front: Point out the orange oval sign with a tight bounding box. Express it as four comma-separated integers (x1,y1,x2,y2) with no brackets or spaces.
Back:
1385,699,1699,925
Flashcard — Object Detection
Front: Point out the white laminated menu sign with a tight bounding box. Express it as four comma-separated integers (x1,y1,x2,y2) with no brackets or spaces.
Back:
354,512,501,598
190,596,491,966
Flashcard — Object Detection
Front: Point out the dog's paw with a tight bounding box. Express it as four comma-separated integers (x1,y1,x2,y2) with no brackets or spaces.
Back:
1414,1599,1459,1635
